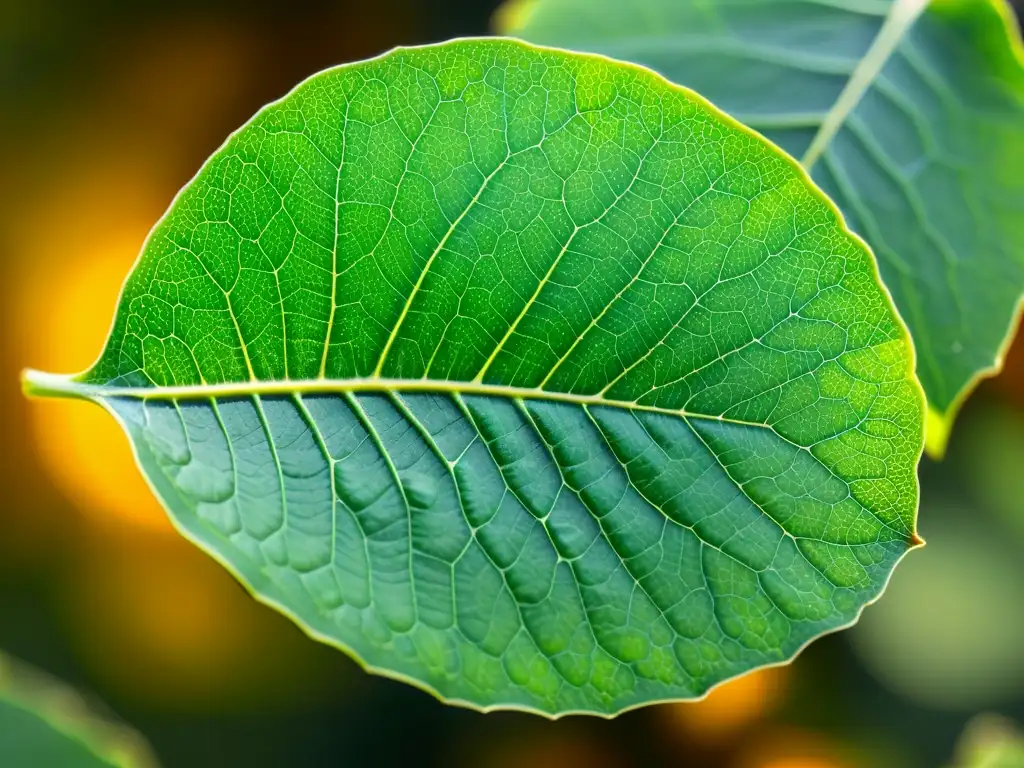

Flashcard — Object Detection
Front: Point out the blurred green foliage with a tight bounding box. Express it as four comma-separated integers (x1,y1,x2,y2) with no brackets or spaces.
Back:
0,651,157,768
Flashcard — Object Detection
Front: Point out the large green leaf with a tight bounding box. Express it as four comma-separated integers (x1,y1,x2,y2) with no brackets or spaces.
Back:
500,0,1024,457
0,652,156,768
23,39,923,716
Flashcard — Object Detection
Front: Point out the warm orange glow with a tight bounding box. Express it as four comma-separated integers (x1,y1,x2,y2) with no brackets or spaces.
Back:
991,320,1024,407
23,224,174,533
734,728,856,768
755,759,844,768
61,529,343,711
13,20,256,535
482,735,623,768
661,666,790,743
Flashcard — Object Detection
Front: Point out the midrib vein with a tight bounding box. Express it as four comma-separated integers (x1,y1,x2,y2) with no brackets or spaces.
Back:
23,370,776,432
800,0,928,170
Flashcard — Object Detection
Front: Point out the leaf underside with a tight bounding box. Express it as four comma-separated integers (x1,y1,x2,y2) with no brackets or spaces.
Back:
26,39,922,716
503,0,1024,456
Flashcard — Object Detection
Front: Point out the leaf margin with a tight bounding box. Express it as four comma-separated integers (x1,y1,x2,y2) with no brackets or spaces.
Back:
21,36,927,717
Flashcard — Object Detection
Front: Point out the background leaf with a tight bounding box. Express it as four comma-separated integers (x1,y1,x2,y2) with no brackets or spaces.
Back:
0,651,157,768
501,0,1024,457
24,39,922,716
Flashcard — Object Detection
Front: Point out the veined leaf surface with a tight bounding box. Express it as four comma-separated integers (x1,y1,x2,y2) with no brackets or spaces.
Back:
24,39,923,716
501,0,1024,457
0,652,156,768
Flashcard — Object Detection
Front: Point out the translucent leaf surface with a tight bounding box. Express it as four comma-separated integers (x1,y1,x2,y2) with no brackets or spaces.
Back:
24,39,923,716
501,0,1024,457
0,652,157,768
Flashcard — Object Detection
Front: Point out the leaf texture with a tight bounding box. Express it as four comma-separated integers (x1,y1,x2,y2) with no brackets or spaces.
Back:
502,0,1024,456
24,39,923,716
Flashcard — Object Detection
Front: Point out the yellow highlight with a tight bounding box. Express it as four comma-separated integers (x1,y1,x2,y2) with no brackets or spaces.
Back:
13,19,259,533
20,226,173,534
924,405,953,460
7,18,352,714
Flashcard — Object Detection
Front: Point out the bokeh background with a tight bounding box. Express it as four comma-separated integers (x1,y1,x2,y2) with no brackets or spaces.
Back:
2,1,1023,766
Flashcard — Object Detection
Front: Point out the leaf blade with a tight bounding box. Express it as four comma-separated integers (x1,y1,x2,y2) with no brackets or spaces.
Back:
25,38,923,715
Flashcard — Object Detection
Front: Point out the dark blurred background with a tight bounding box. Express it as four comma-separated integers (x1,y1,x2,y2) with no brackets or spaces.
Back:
2,1,1023,766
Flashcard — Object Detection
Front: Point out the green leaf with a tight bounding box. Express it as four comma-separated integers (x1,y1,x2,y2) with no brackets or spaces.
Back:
23,39,923,716
0,652,157,768
500,0,1024,458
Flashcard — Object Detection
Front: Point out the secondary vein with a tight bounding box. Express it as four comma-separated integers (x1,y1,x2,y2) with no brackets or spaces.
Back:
800,0,928,171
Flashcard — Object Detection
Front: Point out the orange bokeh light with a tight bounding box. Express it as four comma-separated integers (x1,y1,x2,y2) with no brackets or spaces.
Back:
662,666,790,744
21,219,175,534
733,727,857,768
61,527,344,711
